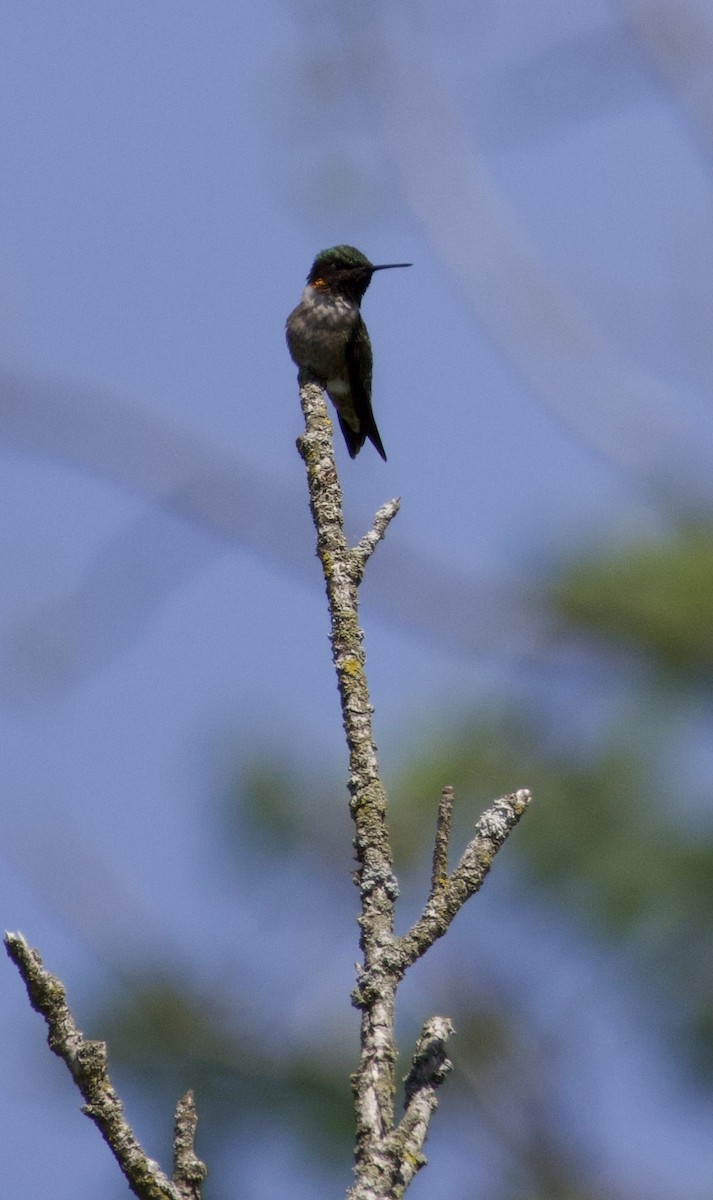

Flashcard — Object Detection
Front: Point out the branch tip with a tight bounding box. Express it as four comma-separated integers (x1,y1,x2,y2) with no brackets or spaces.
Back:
430,785,455,896
352,496,401,582
403,1015,455,1107
173,1090,208,1198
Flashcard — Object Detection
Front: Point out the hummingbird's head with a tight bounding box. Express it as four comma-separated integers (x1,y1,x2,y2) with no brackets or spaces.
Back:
307,245,411,303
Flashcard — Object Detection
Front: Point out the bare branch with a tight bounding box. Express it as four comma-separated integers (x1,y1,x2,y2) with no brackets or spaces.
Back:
5,931,191,1200
172,1091,208,1200
399,790,532,969
429,785,455,897
351,498,401,584
296,375,402,1186
388,1016,454,1194
295,374,531,1199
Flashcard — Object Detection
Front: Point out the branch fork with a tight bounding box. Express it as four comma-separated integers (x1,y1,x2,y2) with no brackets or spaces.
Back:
5,932,206,1200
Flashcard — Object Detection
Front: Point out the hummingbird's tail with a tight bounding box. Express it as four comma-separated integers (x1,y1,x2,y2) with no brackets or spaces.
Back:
338,413,387,461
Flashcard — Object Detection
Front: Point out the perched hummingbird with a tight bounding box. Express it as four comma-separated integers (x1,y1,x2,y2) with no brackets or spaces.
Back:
286,245,411,460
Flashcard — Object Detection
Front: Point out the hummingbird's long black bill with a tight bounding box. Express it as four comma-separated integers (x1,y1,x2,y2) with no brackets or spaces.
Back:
372,262,412,271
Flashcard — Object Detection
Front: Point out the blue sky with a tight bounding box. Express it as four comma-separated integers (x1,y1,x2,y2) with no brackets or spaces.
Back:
3,3,713,1197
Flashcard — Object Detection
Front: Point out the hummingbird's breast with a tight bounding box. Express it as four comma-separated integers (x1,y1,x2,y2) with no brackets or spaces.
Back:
286,286,358,384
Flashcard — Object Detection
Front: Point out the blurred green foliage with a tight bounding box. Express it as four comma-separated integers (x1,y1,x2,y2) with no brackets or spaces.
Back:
553,517,713,678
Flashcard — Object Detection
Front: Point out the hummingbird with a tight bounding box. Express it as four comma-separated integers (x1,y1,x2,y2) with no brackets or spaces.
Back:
286,245,411,460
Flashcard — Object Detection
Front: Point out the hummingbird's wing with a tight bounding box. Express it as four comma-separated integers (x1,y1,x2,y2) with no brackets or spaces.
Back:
344,316,387,461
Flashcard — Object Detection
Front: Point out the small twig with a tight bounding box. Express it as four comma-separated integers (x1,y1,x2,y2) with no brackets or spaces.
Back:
5,932,193,1200
430,785,455,896
351,498,401,583
383,1016,454,1194
172,1090,207,1200
399,790,532,969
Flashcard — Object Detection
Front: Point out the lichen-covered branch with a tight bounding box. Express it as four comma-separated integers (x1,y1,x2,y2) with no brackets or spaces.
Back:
296,378,532,1199
399,790,532,969
173,1090,208,1200
351,498,401,584
4,932,205,1200
386,1016,454,1195
296,376,402,1186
